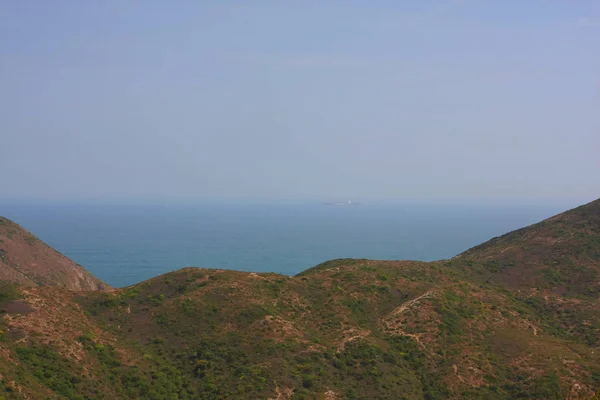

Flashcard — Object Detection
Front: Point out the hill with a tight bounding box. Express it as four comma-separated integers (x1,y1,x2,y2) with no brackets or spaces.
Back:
456,198,600,296
0,217,108,291
0,200,599,399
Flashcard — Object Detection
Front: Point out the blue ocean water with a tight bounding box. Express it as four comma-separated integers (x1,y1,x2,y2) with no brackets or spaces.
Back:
0,203,567,288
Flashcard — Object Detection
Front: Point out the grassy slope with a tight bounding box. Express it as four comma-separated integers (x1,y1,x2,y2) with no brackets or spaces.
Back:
1,200,600,399
0,217,109,291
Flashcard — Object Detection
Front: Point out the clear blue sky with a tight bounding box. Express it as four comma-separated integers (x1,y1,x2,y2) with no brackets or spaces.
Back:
1,1,599,204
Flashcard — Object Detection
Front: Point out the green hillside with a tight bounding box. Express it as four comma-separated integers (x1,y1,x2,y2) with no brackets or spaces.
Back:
1,200,600,399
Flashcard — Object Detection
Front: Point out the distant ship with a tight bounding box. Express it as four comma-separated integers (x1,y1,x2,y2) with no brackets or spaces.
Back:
323,200,360,206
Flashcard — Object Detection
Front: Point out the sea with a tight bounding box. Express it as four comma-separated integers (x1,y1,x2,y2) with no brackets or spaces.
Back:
0,202,570,288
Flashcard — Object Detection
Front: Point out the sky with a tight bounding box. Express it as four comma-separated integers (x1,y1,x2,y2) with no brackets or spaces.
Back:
1,1,599,204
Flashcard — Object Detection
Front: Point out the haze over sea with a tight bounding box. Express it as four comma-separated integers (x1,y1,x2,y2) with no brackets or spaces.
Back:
0,201,576,288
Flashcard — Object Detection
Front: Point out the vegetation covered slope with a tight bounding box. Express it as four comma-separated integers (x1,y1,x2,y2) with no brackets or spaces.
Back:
456,198,600,296
0,217,108,291
1,200,600,399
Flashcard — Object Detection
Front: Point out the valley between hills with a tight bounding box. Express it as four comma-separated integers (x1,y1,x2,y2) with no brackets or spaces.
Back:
1,200,600,399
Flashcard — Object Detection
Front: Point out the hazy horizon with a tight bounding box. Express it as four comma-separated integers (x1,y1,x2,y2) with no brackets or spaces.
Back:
1,1,599,204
